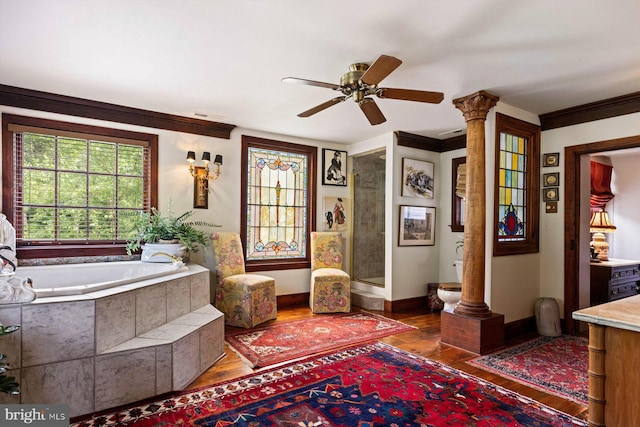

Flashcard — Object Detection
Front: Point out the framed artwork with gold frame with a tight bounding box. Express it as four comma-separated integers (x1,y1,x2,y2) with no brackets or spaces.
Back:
193,166,209,209
543,172,560,187
543,187,559,202
543,152,560,167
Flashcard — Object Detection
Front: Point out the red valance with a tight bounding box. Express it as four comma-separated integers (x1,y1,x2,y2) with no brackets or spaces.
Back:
590,161,614,210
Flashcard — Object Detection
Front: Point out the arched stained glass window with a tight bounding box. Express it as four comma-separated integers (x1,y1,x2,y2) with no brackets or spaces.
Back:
241,135,316,271
493,113,540,256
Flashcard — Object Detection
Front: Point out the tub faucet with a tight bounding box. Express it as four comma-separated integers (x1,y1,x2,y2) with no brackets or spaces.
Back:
149,251,184,265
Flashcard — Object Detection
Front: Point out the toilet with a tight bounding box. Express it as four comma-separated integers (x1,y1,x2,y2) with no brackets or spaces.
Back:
437,282,462,313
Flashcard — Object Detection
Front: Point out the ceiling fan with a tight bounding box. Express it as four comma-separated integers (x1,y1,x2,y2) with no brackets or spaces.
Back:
283,55,444,126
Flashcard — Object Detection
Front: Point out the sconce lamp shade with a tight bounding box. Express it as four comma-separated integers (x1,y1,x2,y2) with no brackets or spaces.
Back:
589,210,616,233
214,154,223,165
201,152,211,162
186,151,196,162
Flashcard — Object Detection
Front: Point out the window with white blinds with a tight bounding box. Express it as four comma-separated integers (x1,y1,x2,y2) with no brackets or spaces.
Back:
2,114,158,257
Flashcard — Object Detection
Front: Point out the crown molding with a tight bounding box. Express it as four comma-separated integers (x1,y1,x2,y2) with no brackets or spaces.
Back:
396,131,466,152
540,91,640,131
0,84,236,139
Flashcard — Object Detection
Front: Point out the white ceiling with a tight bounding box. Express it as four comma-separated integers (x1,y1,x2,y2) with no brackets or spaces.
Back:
2,0,640,144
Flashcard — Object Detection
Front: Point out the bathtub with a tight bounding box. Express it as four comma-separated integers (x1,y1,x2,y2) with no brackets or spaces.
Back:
18,261,189,298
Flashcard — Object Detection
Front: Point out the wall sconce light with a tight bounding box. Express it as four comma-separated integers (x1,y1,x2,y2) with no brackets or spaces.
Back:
186,151,223,209
589,209,616,261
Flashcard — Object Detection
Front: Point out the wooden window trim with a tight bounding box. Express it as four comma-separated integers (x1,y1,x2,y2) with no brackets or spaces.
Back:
241,135,316,272
493,113,540,256
2,113,158,259
450,156,465,232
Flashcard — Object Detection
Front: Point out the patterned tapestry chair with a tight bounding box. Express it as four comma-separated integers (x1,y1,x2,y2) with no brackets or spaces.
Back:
211,232,277,328
310,231,351,313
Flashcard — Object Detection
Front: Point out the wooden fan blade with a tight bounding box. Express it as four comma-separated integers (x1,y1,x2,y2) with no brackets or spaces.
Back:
377,88,444,104
359,98,386,125
282,77,341,90
359,55,402,86
298,96,347,117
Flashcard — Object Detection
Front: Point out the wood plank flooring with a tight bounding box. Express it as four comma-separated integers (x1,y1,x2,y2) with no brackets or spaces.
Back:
189,305,588,421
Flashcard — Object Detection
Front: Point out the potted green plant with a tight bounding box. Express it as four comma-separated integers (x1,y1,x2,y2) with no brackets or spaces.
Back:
126,207,218,262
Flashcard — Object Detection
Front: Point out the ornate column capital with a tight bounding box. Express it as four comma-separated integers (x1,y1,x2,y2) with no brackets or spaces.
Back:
453,90,499,122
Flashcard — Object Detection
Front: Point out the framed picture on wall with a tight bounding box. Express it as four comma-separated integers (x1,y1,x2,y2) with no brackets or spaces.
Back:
322,196,348,230
543,172,560,187
543,152,560,167
398,205,436,246
322,149,347,186
543,187,559,202
402,158,434,198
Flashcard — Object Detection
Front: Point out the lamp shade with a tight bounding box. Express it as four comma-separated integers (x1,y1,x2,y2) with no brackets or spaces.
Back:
201,152,211,162
589,210,616,233
214,154,223,165
186,151,196,162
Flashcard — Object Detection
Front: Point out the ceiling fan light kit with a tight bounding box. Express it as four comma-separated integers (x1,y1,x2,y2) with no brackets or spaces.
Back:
283,55,444,126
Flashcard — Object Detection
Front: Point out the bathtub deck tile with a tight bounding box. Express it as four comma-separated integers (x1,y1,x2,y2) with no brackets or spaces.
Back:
190,271,210,310
172,333,200,389
171,306,224,327
199,316,225,372
100,336,173,354
30,294,93,304
139,322,199,341
21,357,94,418
156,344,173,394
166,278,191,322
95,291,136,353
135,283,167,335
95,348,156,412
22,301,95,366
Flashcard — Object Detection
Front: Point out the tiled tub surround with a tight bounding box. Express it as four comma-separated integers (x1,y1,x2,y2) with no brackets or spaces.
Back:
0,263,225,417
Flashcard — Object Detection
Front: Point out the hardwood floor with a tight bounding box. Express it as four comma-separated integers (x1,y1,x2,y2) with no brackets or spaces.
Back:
189,305,589,421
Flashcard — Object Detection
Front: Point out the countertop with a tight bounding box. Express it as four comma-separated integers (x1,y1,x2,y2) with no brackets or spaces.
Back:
590,258,640,268
573,294,640,333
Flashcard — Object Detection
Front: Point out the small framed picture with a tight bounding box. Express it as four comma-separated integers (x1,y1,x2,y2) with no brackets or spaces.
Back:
543,153,560,167
398,205,436,246
322,149,347,186
322,196,348,231
543,187,559,202
545,202,558,213
402,158,434,198
543,172,560,187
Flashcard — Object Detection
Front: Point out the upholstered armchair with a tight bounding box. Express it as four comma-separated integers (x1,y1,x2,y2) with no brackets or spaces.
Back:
211,232,277,328
309,231,351,313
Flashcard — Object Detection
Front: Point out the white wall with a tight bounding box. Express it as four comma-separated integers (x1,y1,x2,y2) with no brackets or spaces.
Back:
609,154,640,260
391,137,441,301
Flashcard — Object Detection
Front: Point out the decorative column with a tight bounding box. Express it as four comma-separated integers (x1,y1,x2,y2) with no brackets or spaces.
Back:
440,90,504,354
453,90,498,318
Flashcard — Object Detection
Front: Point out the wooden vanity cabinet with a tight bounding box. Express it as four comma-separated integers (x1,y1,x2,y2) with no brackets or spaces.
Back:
590,259,640,306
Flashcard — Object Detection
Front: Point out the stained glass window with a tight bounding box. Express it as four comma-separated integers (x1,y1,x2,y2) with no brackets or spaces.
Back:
493,113,540,256
241,136,316,271
497,132,526,240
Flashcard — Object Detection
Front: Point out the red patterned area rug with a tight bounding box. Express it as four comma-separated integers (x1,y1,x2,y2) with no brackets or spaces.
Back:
71,342,587,427
468,335,588,405
225,311,416,367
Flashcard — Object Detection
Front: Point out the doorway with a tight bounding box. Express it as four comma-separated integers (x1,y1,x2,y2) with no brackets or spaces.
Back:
351,149,386,287
564,135,640,335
